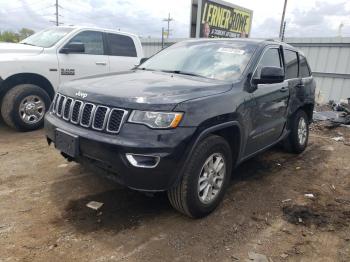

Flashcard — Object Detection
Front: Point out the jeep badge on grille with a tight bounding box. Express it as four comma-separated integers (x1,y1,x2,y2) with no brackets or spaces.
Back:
75,91,88,99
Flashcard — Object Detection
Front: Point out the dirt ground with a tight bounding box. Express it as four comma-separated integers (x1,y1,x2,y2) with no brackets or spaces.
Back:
0,120,349,262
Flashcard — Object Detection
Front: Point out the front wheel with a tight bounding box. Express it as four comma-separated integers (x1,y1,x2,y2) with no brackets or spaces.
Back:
284,110,309,154
1,84,51,131
167,135,232,218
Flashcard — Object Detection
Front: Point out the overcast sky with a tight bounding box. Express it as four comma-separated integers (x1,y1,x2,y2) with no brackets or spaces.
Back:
0,0,349,38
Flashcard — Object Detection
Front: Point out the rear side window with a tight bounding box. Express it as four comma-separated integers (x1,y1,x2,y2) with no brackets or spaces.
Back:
299,54,311,77
254,48,282,78
107,33,137,57
283,49,298,79
68,31,104,55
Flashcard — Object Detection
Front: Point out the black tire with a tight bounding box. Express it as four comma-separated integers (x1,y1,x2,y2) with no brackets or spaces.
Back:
167,135,232,218
284,110,309,154
1,84,51,131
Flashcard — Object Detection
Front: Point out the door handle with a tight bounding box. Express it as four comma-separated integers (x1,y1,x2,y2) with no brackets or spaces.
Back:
95,62,107,65
280,86,288,92
297,84,305,88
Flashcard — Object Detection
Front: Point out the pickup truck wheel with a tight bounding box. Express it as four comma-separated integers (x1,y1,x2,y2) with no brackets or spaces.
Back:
167,135,232,218
284,110,309,154
1,84,51,131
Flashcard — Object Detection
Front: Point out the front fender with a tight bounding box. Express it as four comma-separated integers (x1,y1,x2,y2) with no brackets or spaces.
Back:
173,121,243,187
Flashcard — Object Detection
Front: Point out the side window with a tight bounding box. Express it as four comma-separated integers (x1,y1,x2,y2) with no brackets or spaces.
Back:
299,54,311,77
283,50,298,79
68,31,104,55
254,48,282,78
107,33,137,57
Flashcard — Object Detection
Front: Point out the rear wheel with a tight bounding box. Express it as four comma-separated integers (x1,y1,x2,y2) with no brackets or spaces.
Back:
1,84,51,131
284,110,309,154
167,135,232,218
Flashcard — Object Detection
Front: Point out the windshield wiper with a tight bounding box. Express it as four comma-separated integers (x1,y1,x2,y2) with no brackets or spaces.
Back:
21,42,36,46
136,67,156,71
160,70,207,78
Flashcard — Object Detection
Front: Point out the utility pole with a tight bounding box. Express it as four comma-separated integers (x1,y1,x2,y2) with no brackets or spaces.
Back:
338,22,344,37
50,0,63,26
281,21,286,41
279,0,288,39
163,13,174,39
161,27,165,48
55,0,59,26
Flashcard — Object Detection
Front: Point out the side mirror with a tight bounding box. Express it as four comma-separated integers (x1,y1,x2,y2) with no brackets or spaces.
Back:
60,42,85,54
139,57,148,64
253,67,285,84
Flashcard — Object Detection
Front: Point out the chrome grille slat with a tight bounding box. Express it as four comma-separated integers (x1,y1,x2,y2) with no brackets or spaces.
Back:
92,106,110,131
71,100,83,124
52,93,59,113
52,93,126,134
107,108,128,133
63,98,73,120
56,95,66,117
80,103,96,127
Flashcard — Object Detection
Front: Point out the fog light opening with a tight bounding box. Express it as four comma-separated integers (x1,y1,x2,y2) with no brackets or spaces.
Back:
126,154,160,168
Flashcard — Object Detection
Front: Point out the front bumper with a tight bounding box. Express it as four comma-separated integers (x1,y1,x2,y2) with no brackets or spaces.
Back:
45,112,196,191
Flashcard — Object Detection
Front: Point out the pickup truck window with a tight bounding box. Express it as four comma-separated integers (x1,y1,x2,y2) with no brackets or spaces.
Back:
20,27,74,48
254,48,282,78
299,54,311,77
107,33,137,57
284,49,298,79
68,31,104,55
140,41,256,81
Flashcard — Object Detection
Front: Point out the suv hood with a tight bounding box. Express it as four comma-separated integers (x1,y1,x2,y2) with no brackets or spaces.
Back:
59,70,233,110
0,43,43,56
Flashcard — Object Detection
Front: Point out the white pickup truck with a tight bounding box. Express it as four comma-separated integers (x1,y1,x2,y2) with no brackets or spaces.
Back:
0,26,143,131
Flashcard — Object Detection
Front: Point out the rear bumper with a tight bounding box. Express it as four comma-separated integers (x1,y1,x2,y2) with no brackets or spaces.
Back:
45,112,197,191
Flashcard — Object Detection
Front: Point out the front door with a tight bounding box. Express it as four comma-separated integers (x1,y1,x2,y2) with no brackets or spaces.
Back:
57,30,109,84
245,47,289,156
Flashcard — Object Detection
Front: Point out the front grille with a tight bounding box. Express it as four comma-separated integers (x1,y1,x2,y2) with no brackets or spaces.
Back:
52,93,127,134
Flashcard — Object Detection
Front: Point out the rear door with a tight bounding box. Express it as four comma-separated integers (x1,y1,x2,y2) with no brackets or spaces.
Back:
299,54,315,103
57,30,109,83
106,33,139,72
245,46,290,156
283,49,304,119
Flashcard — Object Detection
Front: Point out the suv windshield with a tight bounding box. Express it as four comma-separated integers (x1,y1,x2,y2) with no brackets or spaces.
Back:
140,41,257,81
20,27,74,48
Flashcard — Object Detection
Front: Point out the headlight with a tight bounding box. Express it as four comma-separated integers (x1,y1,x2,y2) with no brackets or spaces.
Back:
128,110,183,129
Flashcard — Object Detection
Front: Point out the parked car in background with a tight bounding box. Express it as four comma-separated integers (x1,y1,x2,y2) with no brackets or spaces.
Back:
45,39,315,218
0,26,143,131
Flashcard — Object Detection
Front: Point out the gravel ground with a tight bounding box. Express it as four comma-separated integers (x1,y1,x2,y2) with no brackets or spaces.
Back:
0,121,349,262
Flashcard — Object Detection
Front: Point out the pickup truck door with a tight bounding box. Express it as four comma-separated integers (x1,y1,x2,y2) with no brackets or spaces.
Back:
244,46,290,156
57,30,109,83
106,33,140,72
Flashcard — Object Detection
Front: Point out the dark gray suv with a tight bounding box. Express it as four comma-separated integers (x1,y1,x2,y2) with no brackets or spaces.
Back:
45,39,315,218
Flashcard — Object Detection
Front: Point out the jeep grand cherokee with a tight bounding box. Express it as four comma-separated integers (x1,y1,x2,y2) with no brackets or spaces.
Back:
45,39,315,218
